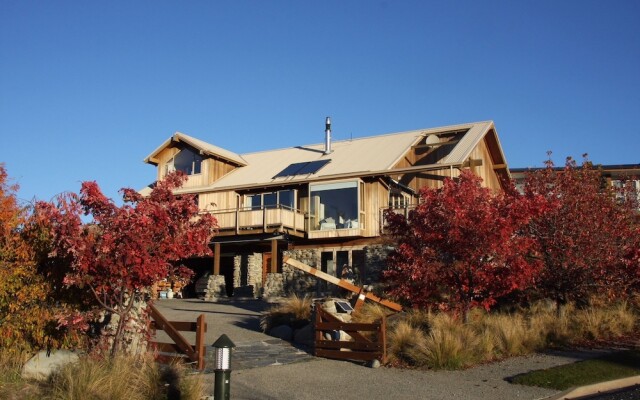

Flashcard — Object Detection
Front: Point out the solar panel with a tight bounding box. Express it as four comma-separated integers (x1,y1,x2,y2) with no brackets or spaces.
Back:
335,301,354,313
296,159,331,174
273,162,307,178
273,159,330,178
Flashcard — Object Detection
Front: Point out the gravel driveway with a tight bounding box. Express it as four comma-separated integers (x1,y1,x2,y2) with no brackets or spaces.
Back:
151,298,618,400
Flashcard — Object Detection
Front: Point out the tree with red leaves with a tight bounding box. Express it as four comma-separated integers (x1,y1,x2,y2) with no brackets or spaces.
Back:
384,170,545,321
36,172,217,354
523,155,639,312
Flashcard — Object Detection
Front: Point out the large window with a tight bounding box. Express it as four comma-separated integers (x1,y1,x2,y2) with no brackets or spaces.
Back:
310,181,359,231
245,189,295,210
165,147,203,176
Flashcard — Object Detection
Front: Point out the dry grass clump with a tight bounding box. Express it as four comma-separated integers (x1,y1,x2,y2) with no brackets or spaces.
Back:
351,303,389,324
384,299,638,370
573,301,636,340
476,314,530,357
47,354,205,400
0,350,205,400
0,349,41,400
422,322,479,369
387,320,428,366
260,294,312,332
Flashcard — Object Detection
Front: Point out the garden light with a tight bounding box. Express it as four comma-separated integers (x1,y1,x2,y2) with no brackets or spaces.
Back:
212,334,235,400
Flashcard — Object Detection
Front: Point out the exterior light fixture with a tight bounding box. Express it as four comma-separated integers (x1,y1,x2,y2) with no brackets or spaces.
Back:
212,334,235,400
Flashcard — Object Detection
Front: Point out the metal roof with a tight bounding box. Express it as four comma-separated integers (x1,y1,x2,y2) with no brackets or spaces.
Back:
210,121,498,191
143,132,247,166
149,121,502,193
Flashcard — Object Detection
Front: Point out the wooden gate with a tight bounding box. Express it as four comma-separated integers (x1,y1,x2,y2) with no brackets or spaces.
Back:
148,303,207,370
314,307,386,364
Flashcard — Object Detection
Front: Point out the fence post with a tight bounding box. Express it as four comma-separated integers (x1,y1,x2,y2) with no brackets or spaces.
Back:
380,314,387,364
196,314,206,370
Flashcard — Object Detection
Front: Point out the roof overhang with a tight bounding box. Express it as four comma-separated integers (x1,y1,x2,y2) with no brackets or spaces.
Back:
143,132,247,166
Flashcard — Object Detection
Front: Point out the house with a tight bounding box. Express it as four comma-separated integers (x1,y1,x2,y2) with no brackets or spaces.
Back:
142,120,511,299
511,164,640,203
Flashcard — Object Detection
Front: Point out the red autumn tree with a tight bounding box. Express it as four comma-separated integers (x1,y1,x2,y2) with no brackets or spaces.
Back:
523,155,639,311
0,164,90,352
36,172,217,354
383,170,544,321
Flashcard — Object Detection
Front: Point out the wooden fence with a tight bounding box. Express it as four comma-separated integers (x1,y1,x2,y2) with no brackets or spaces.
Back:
148,303,207,370
314,307,386,364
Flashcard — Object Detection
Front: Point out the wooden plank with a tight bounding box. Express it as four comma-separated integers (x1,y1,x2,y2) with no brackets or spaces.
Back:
214,243,221,275
150,321,207,332
315,349,382,361
380,314,387,364
271,239,277,273
285,257,402,312
316,340,382,351
148,303,196,361
316,308,371,343
195,314,206,370
150,321,199,332
316,322,381,331
151,341,188,354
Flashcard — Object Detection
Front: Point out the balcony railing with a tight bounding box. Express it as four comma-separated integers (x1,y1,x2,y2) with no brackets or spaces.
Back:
379,205,417,234
204,205,306,236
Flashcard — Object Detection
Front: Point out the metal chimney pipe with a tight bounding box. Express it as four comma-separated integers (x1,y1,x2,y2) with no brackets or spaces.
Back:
324,116,332,155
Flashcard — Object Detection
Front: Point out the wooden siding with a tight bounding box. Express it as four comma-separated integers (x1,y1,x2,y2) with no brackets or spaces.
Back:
362,179,387,237
199,191,237,211
466,137,502,191
392,133,504,192
155,147,237,189
206,158,236,183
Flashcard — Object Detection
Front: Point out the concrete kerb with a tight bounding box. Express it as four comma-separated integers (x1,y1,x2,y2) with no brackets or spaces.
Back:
544,375,640,400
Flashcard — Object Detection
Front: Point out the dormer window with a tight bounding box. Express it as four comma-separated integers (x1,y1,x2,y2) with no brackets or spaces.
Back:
164,147,203,177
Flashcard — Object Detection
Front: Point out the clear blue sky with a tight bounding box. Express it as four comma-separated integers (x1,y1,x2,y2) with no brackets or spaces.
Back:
1,1,639,203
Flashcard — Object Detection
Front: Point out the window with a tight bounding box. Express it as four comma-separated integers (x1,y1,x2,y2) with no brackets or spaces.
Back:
310,180,359,231
245,189,296,210
165,147,202,177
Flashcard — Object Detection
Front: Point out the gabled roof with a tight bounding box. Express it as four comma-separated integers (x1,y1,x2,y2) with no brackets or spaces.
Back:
143,132,247,166
149,121,508,193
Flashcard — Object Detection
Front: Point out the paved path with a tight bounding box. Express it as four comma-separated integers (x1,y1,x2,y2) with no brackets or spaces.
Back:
152,298,314,372
151,298,633,400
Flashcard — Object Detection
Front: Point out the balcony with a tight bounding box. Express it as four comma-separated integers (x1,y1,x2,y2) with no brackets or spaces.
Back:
207,205,307,237
379,205,417,234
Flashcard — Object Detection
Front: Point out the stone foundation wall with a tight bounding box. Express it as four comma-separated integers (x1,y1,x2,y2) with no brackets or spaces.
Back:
263,249,319,299
244,245,394,299
204,274,226,301
363,244,394,291
232,252,263,298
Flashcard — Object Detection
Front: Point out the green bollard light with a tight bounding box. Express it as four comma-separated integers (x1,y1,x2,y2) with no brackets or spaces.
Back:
212,334,235,400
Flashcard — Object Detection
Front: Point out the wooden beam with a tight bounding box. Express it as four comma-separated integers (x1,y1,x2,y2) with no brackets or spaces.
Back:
213,243,220,275
284,257,402,312
148,303,196,360
463,159,483,168
492,163,507,170
270,239,277,273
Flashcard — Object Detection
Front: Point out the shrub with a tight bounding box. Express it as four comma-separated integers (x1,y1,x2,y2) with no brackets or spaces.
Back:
260,294,312,332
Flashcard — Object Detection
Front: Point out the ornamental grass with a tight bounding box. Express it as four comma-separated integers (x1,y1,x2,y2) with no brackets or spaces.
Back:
384,300,638,370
